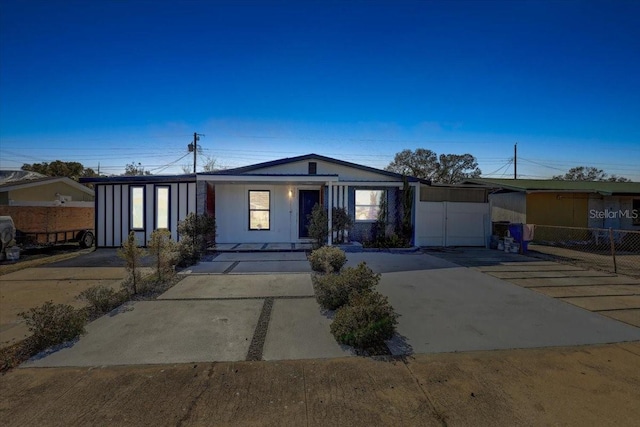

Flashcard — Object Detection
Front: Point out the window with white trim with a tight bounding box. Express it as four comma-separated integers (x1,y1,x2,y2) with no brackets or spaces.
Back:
156,186,169,229
131,186,144,230
249,190,270,230
355,190,384,221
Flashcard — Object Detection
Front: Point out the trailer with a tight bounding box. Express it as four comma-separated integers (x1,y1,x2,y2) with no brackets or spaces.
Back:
16,228,95,249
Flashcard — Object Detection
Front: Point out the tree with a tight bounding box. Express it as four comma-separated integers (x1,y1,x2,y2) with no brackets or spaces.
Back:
124,162,151,176
181,155,222,174
21,161,99,181
552,166,631,182
385,149,482,183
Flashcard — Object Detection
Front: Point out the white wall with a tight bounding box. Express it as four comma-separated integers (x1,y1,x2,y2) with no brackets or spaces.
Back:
589,195,640,230
216,183,320,243
251,159,401,182
416,201,490,247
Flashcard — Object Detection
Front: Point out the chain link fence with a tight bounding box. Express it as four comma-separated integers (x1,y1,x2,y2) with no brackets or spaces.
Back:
528,225,640,278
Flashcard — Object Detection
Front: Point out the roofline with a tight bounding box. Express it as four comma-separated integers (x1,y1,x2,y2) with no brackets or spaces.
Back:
79,174,196,184
201,153,429,184
465,179,639,195
0,176,95,195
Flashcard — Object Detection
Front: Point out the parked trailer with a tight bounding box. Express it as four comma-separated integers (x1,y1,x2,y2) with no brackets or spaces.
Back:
16,228,95,249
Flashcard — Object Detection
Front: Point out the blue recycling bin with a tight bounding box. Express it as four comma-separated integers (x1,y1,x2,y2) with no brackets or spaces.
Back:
508,223,529,252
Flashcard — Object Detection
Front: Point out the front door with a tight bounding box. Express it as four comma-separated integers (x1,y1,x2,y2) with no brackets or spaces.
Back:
299,190,320,238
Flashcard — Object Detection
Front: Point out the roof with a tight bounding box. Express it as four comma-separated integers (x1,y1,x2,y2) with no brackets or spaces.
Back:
202,153,429,183
466,178,640,196
0,170,47,183
79,174,196,184
0,176,95,196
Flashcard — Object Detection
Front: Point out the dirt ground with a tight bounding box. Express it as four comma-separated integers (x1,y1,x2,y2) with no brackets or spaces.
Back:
0,267,127,348
1,342,638,426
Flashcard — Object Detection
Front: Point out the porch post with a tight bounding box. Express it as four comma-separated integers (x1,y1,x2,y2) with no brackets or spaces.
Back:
327,182,333,246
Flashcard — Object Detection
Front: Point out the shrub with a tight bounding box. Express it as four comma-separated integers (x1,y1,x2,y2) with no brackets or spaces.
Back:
18,302,86,352
118,231,147,295
309,246,347,273
312,262,380,310
177,213,216,267
332,207,352,244
307,203,328,249
148,229,178,282
77,285,126,316
330,291,398,350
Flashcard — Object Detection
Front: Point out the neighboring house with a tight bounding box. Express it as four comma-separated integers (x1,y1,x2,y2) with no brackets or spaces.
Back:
466,178,640,230
0,172,95,239
81,154,429,247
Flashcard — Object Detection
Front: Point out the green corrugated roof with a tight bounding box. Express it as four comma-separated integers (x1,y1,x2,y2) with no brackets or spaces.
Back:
466,178,640,195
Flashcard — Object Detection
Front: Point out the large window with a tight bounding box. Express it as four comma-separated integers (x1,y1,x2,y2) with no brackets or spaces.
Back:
156,186,169,229
355,190,385,221
131,186,145,230
249,190,270,230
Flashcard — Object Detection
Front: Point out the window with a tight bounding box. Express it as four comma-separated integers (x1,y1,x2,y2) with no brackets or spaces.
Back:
249,190,270,230
156,186,169,229
308,162,317,175
355,190,385,221
131,186,144,230
633,199,640,226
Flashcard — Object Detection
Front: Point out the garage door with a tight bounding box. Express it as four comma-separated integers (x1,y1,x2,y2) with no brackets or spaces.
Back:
415,201,489,247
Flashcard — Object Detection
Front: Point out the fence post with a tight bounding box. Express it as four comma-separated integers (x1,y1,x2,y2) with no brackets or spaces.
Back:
608,227,617,274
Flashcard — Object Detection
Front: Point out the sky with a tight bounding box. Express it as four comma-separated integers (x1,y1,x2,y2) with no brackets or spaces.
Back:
1,0,639,180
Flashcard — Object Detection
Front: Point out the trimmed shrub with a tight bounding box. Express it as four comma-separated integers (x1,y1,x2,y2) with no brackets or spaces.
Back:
77,285,126,316
312,262,380,310
309,246,347,273
307,203,328,249
332,207,352,244
330,291,398,350
177,213,216,267
18,302,86,352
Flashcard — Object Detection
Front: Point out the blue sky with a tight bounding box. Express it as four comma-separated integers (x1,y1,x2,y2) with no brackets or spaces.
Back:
1,0,639,179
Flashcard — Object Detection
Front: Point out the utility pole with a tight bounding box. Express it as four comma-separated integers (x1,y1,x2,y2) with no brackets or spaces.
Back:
514,142,517,180
189,132,205,173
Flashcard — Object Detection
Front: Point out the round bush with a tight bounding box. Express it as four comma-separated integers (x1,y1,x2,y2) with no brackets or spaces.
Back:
309,246,347,273
330,291,398,350
312,262,380,310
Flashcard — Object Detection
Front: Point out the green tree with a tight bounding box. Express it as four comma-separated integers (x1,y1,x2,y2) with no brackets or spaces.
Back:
148,229,177,282
385,149,481,183
21,160,99,181
552,166,630,182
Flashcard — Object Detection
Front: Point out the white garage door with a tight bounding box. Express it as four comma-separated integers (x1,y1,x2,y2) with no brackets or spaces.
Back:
416,201,489,247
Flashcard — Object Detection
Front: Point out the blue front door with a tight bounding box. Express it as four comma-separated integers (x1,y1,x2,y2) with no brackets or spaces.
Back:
299,190,320,238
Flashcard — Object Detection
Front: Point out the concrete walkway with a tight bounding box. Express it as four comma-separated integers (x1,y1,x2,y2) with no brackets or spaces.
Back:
23,250,640,367
428,247,640,328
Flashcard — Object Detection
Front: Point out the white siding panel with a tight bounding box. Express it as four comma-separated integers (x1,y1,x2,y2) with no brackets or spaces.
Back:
105,186,113,247
188,182,197,215
121,185,129,243
95,185,107,246
113,185,122,247
170,183,179,241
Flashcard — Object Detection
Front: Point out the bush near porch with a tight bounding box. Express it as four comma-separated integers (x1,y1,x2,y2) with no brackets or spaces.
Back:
309,247,398,352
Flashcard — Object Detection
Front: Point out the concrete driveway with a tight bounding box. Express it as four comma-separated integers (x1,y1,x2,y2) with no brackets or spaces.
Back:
22,250,640,367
